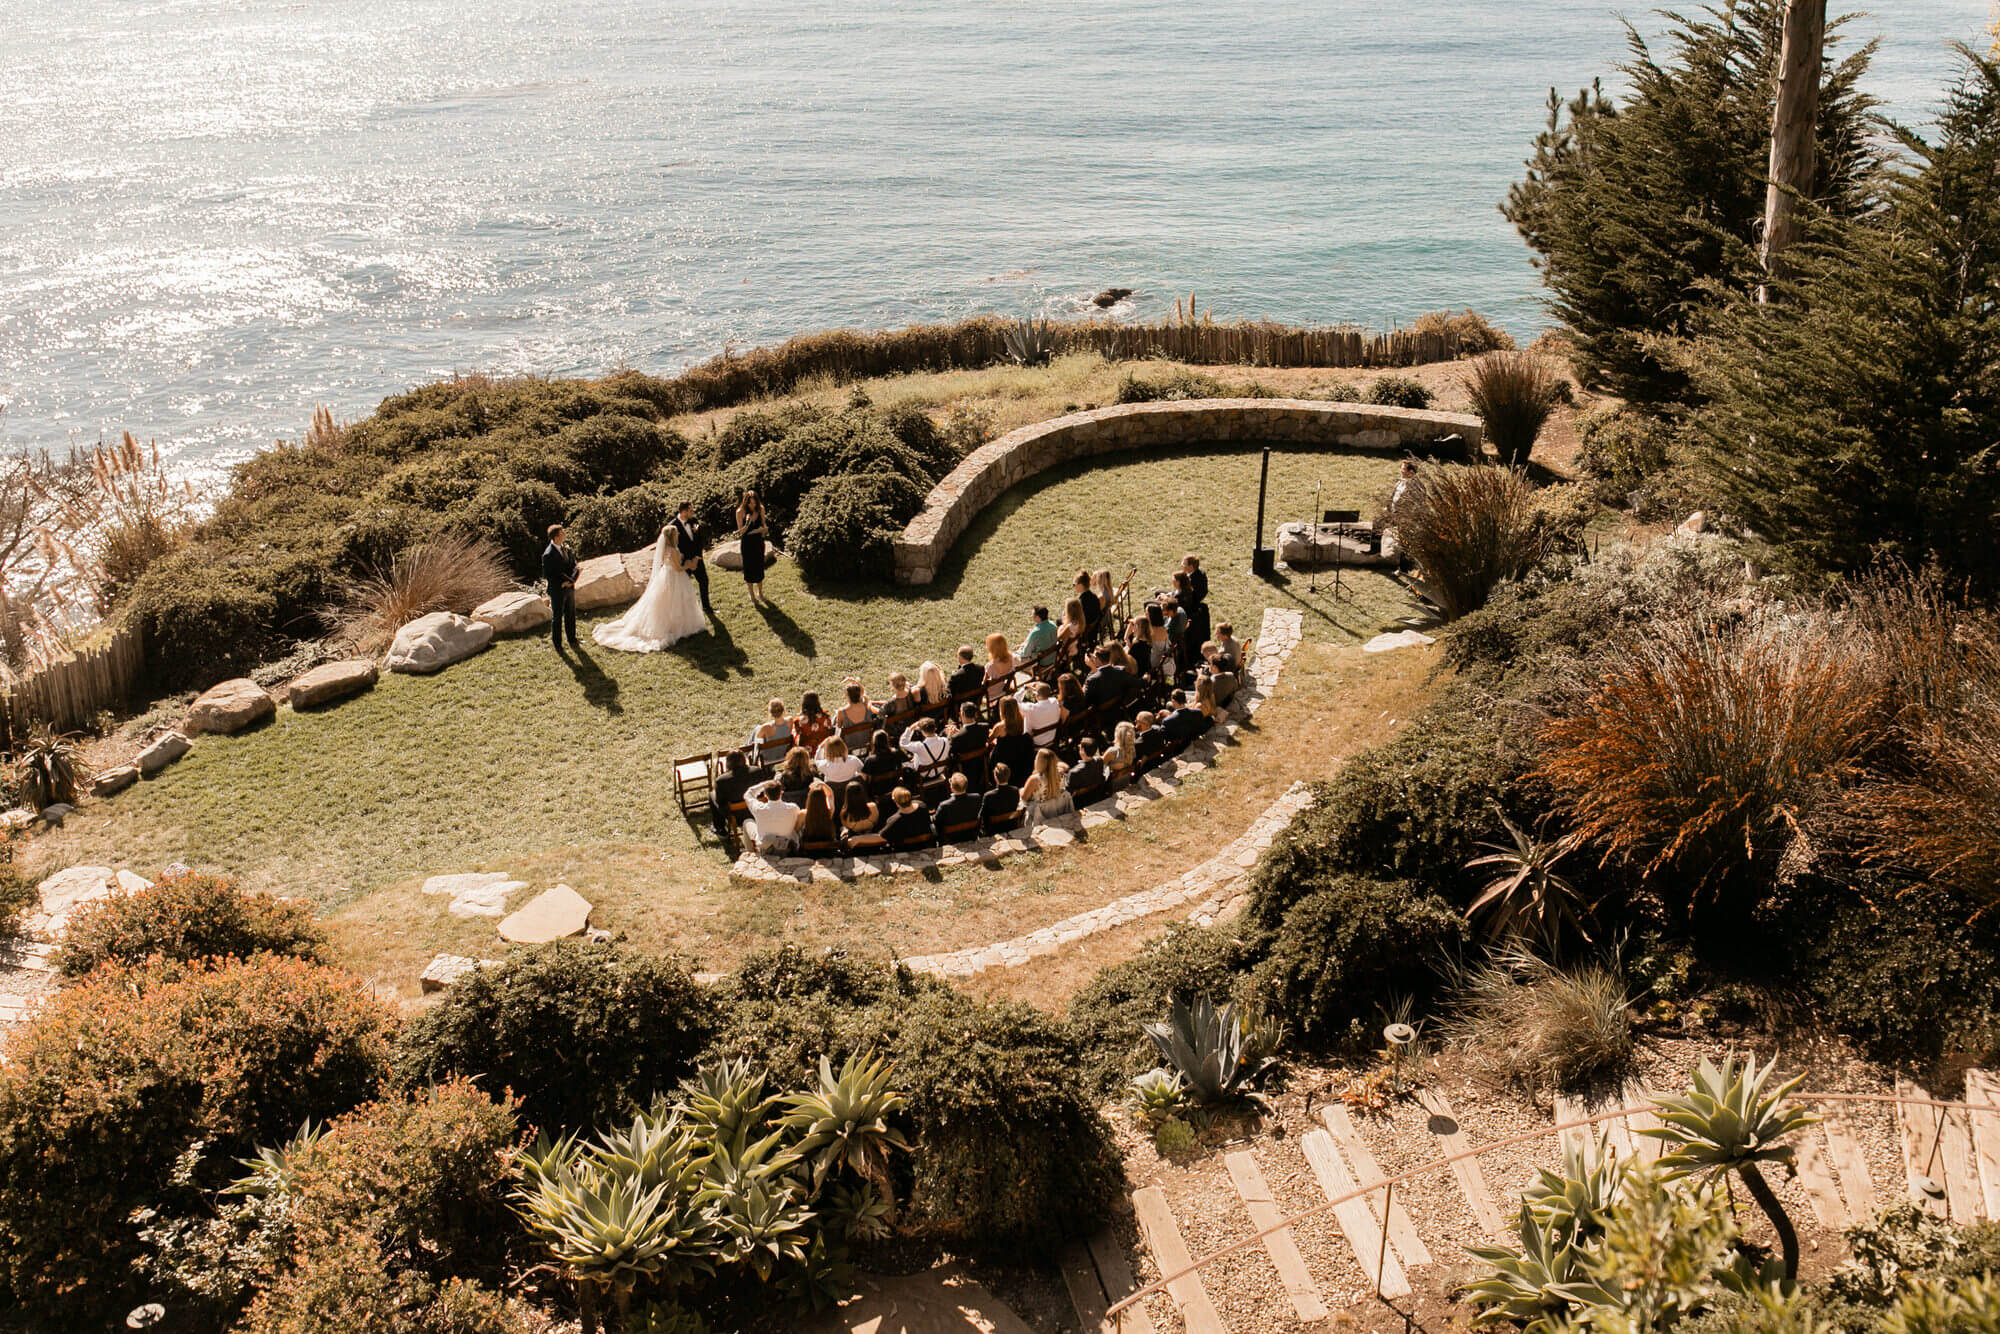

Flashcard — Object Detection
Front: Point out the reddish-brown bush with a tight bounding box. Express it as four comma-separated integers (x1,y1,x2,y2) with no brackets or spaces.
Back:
57,870,326,978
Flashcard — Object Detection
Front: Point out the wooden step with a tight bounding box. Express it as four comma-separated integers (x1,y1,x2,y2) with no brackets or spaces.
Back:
1131,1187,1227,1334
1300,1127,1410,1299
1062,1230,1157,1334
1553,1092,1591,1160
1897,1079,1960,1218
1824,1116,1877,1219
1966,1069,2000,1219
1223,1150,1328,1323
1319,1105,1432,1268
1414,1087,1509,1241
1621,1084,1665,1165
1793,1129,1849,1229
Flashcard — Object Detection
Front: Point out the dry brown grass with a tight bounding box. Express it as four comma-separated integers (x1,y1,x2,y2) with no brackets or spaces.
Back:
1462,351,1564,466
1441,949,1634,1095
334,532,514,653
1392,462,1550,620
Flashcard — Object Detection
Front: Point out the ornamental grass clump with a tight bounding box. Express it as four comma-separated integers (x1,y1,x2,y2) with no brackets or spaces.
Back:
1464,351,1564,466
1441,949,1633,1095
1391,461,1551,620
334,531,514,654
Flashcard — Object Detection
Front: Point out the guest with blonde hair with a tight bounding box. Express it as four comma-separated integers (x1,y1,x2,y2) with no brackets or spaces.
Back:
1021,748,1072,825
916,660,950,709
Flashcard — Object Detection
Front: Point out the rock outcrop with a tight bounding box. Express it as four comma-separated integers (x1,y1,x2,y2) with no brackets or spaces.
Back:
470,591,551,634
186,678,276,735
384,613,493,675
286,659,380,709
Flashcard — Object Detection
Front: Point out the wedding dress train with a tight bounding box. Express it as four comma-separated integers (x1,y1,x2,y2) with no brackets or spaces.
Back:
591,529,708,652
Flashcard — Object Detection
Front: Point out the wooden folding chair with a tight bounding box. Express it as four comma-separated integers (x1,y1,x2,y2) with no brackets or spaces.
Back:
983,809,1026,836
936,818,981,844
673,751,716,819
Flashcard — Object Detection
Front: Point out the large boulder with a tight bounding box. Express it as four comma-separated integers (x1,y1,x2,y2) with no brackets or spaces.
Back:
136,731,192,775
286,659,379,709
572,553,638,610
711,540,785,572
384,612,493,675
185,677,276,736
620,545,656,588
93,765,139,797
470,590,551,635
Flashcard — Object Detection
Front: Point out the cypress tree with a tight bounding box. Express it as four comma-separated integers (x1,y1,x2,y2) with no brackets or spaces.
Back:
1503,1,1881,405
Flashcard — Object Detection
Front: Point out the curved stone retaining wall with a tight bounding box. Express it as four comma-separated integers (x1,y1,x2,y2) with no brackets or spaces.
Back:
891,398,1483,585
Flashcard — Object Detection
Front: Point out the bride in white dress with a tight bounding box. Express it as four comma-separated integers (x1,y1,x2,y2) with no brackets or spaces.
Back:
591,527,709,652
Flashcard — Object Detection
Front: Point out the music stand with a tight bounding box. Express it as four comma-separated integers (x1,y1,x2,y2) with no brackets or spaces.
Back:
1323,507,1361,601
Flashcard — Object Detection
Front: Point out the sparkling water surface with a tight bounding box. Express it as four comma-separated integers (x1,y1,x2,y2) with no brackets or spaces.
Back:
1,0,1988,482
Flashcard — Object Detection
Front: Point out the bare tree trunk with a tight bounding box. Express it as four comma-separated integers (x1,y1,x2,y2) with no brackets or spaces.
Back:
1760,0,1827,300
1738,1162,1800,1281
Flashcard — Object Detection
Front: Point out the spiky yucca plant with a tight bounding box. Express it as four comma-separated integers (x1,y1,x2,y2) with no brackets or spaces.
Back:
1465,809,1593,951
1002,316,1057,367
1642,1053,1817,1280
681,1058,779,1160
779,1052,910,1212
223,1119,325,1197
1141,993,1278,1106
11,724,87,810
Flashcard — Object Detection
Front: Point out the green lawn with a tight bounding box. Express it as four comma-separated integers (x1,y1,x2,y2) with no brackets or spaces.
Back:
50,441,1415,982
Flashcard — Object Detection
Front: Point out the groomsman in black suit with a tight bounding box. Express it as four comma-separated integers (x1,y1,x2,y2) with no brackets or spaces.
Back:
672,501,713,617
542,523,580,652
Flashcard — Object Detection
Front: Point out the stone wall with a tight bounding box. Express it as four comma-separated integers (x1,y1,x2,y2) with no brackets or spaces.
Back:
890,397,1484,585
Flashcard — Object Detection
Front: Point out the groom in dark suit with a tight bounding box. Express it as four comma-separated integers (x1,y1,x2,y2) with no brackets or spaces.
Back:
542,523,580,651
672,502,712,617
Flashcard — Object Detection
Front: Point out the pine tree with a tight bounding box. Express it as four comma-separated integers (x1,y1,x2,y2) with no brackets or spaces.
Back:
1503,1,1881,405
1690,49,2000,591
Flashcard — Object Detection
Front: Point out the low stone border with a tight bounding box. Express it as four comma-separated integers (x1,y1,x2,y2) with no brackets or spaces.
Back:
900,780,1311,978
892,398,1483,584
731,608,1305,886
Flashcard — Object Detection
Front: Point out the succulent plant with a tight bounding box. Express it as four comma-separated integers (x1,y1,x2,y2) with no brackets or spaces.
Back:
779,1051,910,1209
681,1058,778,1159
1522,1133,1629,1244
223,1119,325,1197
1141,994,1279,1106
1003,317,1057,367
1128,1068,1189,1128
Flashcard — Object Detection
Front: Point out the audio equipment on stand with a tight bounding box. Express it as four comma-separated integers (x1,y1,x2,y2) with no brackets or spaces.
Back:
1322,508,1362,602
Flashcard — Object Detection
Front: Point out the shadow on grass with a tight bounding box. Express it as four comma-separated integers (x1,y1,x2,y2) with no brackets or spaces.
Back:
756,600,817,660
672,616,753,681
1260,566,1407,639
562,644,624,716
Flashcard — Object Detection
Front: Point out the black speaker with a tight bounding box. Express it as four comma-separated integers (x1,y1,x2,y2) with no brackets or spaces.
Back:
1251,546,1277,577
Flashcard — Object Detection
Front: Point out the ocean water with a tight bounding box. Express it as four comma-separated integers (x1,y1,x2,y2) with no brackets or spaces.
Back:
1,0,1988,483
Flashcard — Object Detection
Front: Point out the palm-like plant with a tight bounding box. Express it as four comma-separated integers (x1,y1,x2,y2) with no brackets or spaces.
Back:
1641,1054,1818,1280
1142,994,1279,1106
1465,809,1593,951
1002,316,1057,367
12,724,87,810
780,1052,910,1213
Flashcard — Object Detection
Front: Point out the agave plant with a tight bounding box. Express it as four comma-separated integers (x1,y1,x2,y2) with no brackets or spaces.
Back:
12,724,87,810
821,1179,892,1243
1642,1054,1818,1280
1522,1134,1629,1244
705,1170,814,1283
625,1302,711,1334
1141,994,1279,1106
1002,316,1056,367
1465,809,1594,951
681,1058,779,1160
1462,1210,1595,1330
1128,1068,1189,1128
779,1052,910,1212
224,1119,326,1197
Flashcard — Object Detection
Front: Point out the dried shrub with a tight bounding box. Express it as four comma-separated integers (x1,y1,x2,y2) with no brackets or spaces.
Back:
335,532,515,654
1412,308,1516,356
1392,462,1552,620
1464,352,1563,466
238,1232,537,1334
1441,950,1633,1094
1363,375,1433,409
58,870,327,978
1536,612,1883,907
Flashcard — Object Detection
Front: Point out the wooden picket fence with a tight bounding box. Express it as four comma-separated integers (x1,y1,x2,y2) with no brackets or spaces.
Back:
0,621,143,748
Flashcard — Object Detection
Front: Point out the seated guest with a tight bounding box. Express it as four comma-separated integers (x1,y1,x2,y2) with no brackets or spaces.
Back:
833,680,878,737
775,746,817,800
1021,605,1058,663
862,730,904,782
712,750,762,837
1107,721,1139,786
1213,623,1244,676
750,698,793,766
1074,570,1101,628
1198,641,1238,703
1095,569,1119,624
1021,748,1072,825
743,780,802,854
1083,650,1135,712
947,702,990,781
1159,689,1212,745
933,772,984,837
1066,736,1108,797
916,661,951,711
1021,680,1062,745
1057,597,1090,657
817,735,863,786
946,646,985,702
899,717,951,773
1105,641,1141,677
1133,710,1167,763
840,782,880,836
791,691,835,755
1123,615,1153,678
1056,672,1087,725
797,782,840,849
1194,674,1223,720
990,694,1032,769
881,672,919,729
1145,603,1175,681
982,632,1017,701
981,763,1022,832
878,787,933,848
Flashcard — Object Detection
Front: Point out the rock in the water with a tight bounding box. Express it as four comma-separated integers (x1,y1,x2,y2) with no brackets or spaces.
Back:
186,677,276,735
1363,629,1438,654
36,803,73,828
470,590,551,635
137,731,192,775
572,553,638,610
286,659,379,709
1092,287,1133,308
384,612,493,675
498,884,592,943
93,765,139,797
421,871,529,919
711,540,786,572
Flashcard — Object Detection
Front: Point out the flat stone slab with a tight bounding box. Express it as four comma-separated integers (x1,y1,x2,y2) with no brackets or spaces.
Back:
384,612,493,675
419,953,500,993
497,884,592,943
421,871,529,919
470,590,551,634
186,677,276,735
286,658,379,709
1363,629,1437,653
136,731,192,775
572,553,639,610
92,765,139,797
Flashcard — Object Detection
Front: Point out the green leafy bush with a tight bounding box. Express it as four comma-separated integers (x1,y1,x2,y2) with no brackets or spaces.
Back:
0,832,34,940
1364,375,1433,410
394,942,720,1135
1577,406,1675,507
553,415,687,493
567,480,679,556
1249,874,1466,1044
786,471,929,580
1066,924,1250,1095
448,476,567,573
238,1233,537,1334
0,957,395,1326
58,871,327,978
1115,369,1276,403
713,402,826,467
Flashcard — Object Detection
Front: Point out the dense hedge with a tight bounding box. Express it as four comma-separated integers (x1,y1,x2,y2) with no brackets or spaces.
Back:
786,471,930,579
58,871,327,978
1065,924,1251,1095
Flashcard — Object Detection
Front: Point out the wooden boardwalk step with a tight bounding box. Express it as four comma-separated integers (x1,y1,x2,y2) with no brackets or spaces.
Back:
1131,1187,1226,1334
1224,1151,1328,1322
1553,1093,1590,1160
1060,1238,1112,1334
1794,1129,1849,1229
1824,1116,1877,1219
1066,1230,1156,1334
1897,1079,1957,1218
1301,1127,1410,1299
1966,1069,2000,1220
1414,1087,1509,1241
1320,1105,1432,1268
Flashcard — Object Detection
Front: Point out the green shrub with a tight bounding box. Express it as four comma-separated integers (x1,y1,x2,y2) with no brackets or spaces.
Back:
58,871,326,978
1117,369,1227,403
554,415,687,493
876,400,962,478
392,941,721,1134
1066,924,1250,1095
1249,874,1466,1045
1576,406,1674,507
713,402,826,467
786,471,929,580
129,544,288,690
732,413,931,533
1364,375,1433,409
0,957,395,1326
1318,381,1363,402
568,480,679,556
447,476,567,574
378,452,504,512
239,1233,537,1334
